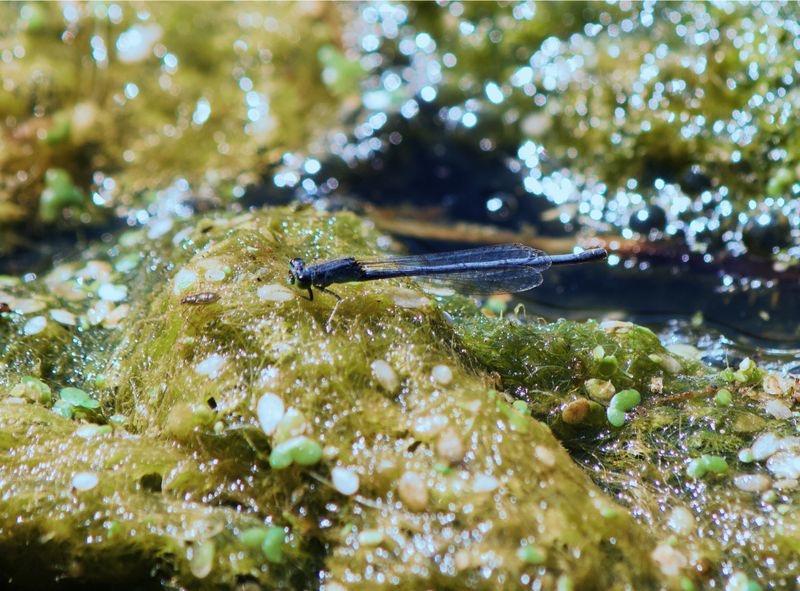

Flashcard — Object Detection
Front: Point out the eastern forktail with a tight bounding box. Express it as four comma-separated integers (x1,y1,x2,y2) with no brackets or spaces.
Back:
288,243,607,300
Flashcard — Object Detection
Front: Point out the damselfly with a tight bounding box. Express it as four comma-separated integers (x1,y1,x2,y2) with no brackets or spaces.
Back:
288,243,607,300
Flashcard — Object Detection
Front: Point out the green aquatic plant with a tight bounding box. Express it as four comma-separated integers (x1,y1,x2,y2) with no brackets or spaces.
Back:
0,206,797,589
0,207,666,589
450,301,800,589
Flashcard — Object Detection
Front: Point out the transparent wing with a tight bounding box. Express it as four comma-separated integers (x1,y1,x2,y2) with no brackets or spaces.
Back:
359,243,552,273
417,266,545,294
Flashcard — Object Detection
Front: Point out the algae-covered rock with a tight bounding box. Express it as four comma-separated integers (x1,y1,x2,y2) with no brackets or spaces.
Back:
453,307,800,589
0,207,665,589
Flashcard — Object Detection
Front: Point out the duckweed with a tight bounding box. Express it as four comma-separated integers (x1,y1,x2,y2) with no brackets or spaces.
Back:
58,387,100,410
269,436,323,469
239,527,270,550
687,455,729,479
261,527,286,564
606,407,627,428
0,206,789,588
715,388,733,407
610,389,641,412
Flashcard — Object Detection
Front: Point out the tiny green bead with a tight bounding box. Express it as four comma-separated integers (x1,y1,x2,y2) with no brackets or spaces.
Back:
679,576,696,591
610,389,641,411
714,388,732,406
718,369,735,382
591,345,605,360
597,356,619,377
686,459,705,479
738,448,754,463
44,168,73,192
517,544,546,565
702,455,728,474
268,444,294,470
483,296,507,315
606,407,626,427
261,527,286,563
688,455,728,479
291,437,323,466
239,527,269,550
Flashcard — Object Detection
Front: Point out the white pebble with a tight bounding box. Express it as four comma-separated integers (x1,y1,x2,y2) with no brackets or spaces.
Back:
472,473,500,493
666,343,702,360
257,283,295,302
773,478,798,490
397,471,428,511
11,297,46,314
370,360,399,393
534,445,556,467
764,399,792,420
436,428,465,464
651,543,687,577
331,467,360,496
391,288,429,309
733,473,772,492
71,471,99,491
421,285,455,297
50,309,77,326
766,452,800,479
431,364,453,385
204,267,227,282
195,354,227,378
146,217,174,239
23,316,47,336
173,268,198,295
86,300,112,326
98,283,128,302
666,507,696,536
763,374,791,396
751,432,780,460
256,393,285,436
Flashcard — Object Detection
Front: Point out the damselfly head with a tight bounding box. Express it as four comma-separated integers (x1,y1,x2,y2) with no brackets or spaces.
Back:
289,257,310,287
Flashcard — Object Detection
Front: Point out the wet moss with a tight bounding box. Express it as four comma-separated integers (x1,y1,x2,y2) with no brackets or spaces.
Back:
0,207,666,589
452,304,800,589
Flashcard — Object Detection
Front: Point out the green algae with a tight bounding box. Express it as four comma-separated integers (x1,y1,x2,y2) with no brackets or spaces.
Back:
1,205,798,589
0,207,663,589
450,301,800,589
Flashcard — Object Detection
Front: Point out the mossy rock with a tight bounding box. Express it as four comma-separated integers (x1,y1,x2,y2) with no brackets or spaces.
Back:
0,207,664,589
0,206,796,589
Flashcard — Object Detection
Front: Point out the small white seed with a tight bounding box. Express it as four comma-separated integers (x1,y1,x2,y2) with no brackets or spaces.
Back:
431,364,453,385
397,471,428,511
257,393,285,436
331,467,360,496
370,360,399,393
436,427,465,464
